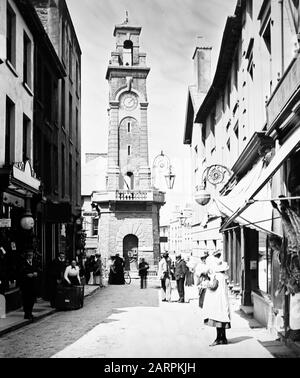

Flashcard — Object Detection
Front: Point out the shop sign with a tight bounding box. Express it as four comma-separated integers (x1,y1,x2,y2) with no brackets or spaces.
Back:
267,56,300,128
83,211,98,217
0,219,11,228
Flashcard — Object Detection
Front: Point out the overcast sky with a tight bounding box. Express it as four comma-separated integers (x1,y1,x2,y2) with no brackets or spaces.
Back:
67,0,237,223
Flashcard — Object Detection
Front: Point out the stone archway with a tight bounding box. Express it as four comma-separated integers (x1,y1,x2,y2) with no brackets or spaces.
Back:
123,234,138,271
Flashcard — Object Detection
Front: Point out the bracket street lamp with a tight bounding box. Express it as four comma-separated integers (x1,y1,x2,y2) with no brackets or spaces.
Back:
152,151,176,190
195,164,232,206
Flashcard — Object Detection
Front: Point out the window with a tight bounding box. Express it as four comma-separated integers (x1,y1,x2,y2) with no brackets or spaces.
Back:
5,97,15,165
92,218,99,236
226,78,231,108
43,140,52,194
201,123,206,147
23,32,32,87
234,122,239,139
23,114,31,162
246,47,254,80
76,61,79,94
69,93,73,138
128,145,131,156
123,40,133,66
62,22,66,63
75,161,79,205
44,68,52,122
69,153,72,200
128,122,131,133
233,52,238,89
210,111,215,136
227,138,231,152
69,41,73,79
258,232,271,294
76,108,79,147
53,145,58,192
61,81,65,128
6,4,16,66
246,0,253,19
61,144,65,197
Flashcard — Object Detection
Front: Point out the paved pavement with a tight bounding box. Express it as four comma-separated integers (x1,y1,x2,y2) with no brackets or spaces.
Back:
0,279,299,358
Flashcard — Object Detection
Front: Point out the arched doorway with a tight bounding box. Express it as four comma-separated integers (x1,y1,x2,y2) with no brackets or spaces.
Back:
123,234,138,271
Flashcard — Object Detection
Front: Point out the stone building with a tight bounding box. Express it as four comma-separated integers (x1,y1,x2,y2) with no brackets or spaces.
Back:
184,0,300,343
92,18,165,273
32,0,82,269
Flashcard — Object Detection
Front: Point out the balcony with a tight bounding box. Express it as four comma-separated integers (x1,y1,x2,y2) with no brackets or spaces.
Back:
92,190,165,204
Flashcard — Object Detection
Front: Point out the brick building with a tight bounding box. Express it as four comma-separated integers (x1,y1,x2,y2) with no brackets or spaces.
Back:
92,18,165,273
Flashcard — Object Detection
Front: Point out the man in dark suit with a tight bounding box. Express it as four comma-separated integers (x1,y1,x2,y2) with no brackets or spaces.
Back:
175,254,187,303
19,250,39,320
48,252,67,307
138,258,149,289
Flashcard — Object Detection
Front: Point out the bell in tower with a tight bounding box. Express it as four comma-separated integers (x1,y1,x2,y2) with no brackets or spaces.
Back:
92,17,165,277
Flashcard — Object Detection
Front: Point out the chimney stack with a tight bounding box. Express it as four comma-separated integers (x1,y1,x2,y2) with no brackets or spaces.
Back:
192,39,212,94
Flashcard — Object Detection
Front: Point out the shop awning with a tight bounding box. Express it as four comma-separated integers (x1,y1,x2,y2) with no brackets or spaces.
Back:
212,159,277,235
219,125,300,233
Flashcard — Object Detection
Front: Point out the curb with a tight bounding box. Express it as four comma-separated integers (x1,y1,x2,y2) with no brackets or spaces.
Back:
0,286,100,338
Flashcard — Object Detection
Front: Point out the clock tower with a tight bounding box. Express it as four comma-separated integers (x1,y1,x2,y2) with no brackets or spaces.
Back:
92,16,165,275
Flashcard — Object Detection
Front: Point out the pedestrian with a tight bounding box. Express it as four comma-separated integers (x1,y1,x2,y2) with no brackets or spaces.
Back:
158,252,172,302
184,256,195,303
93,254,103,286
114,254,125,285
108,256,116,284
19,250,39,320
138,258,149,289
206,249,222,271
202,260,231,346
64,260,81,286
195,251,210,308
48,252,67,307
174,253,187,303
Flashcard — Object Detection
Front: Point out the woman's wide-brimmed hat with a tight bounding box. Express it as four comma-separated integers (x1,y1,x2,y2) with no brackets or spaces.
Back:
214,261,229,272
199,251,208,259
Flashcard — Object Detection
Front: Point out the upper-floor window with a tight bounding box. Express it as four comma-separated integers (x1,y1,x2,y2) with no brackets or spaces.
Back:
128,145,131,156
61,80,65,128
246,0,253,19
62,21,66,63
123,40,133,66
6,3,16,67
44,68,52,122
23,114,31,162
69,41,73,79
69,93,73,138
23,32,32,87
92,218,99,236
5,96,15,165
128,122,131,133
246,38,254,80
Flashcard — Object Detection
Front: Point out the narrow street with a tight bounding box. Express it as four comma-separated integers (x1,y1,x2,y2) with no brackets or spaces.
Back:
0,279,298,359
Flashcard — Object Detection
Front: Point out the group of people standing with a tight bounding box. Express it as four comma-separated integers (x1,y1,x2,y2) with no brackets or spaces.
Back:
158,250,231,346
108,254,126,285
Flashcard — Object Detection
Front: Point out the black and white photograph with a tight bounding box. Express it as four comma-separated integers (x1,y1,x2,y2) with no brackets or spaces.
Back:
0,0,300,362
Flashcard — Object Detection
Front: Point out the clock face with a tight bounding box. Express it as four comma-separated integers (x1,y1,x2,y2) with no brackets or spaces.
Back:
121,93,138,111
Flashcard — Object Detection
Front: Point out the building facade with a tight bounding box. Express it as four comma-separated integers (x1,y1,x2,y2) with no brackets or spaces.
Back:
92,18,165,273
184,0,300,342
0,0,81,310
32,0,82,279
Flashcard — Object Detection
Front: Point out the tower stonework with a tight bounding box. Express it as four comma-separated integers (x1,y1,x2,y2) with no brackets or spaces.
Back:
92,19,165,273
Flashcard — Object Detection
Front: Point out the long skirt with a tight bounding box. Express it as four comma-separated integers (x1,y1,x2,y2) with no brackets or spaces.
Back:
204,318,231,329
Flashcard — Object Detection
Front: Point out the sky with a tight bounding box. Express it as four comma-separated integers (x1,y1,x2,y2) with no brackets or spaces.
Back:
67,0,237,223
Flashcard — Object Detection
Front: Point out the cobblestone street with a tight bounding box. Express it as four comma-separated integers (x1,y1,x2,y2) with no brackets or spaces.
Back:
0,279,299,358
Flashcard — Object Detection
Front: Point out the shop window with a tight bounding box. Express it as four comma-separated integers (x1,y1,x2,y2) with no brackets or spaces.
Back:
92,218,99,236
23,32,32,87
5,96,15,165
6,3,16,67
258,232,272,294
